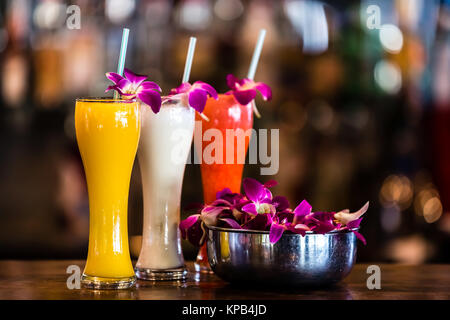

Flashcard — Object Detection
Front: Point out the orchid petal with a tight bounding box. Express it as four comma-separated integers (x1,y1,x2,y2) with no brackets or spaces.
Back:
171,82,191,94
242,177,265,203
216,188,233,200
233,89,257,106
272,196,290,212
242,213,271,230
287,223,310,236
293,200,312,224
242,203,258,215
255,82,272,101
226,74,239,89
352,231,367,245
116,78,132,92
262,189,273,202
220,218,241,229
105,85,119,93
275,210,293,224
139,81,162,92
179,214,200,239
207,199,233,208
294,223,310,231
201,204,228,215
138,90,162,114
193,81,218,100
188,88,208,113
106,72,123,85
123,68,147,86
310,218,336,234
347,217,363,229
334,201,369,226
187,219,206,246
200,203,233,226
269,223,285,244
263,180,278,188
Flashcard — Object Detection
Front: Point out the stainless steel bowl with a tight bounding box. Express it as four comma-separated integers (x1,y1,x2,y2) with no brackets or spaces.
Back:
206,225,358,287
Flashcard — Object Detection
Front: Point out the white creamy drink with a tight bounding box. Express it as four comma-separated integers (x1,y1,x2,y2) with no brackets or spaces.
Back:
136,100,194,280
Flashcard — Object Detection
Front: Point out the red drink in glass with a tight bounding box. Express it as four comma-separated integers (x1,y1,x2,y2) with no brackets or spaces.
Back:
194,94,253,272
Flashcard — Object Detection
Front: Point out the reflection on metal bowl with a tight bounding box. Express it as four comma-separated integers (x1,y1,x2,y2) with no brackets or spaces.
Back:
206,225,357,287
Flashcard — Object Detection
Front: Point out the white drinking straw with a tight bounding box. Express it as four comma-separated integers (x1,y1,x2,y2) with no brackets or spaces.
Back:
114,28,130,99
247,29,266,118
182,37,197,83
247,29,266,80
181,37,208,120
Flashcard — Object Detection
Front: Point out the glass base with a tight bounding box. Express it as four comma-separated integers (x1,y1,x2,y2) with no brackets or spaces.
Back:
81,274,136,290
195,243,214,274
135,266,188,281
194,261,214,274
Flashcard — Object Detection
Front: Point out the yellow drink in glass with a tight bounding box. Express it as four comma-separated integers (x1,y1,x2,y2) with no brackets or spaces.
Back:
75,97,140,289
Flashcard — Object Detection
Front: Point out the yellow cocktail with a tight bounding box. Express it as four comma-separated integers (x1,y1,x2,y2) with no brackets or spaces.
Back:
75,97,140,289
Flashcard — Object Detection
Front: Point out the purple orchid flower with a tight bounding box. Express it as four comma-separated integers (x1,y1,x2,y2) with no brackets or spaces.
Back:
345,217,367,245
241,178,277,215
292,199,312,224
179,214,205,246
334,202,370,245
269,218,286,244
167,81,218,115
179,189,248,245
334,201,369,226
105,68,162,113
200,193,249,229
200,199,236,226
268,200,312,244
268,218,311,244
240,178,293,233
242,212,273,230
226,74,272,105
308,212,337,234
215,188,250,221
179,178,370,246
226,74,272,118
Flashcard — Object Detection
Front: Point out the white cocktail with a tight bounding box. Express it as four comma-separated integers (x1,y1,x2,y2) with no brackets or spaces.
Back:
135,99,194,280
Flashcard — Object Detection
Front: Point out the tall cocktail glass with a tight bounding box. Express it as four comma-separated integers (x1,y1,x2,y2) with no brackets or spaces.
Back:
135,99,194,280
194,94,253,272
75,97,140,289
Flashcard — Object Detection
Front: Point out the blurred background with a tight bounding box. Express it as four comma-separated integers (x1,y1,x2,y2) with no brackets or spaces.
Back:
0,0,449,264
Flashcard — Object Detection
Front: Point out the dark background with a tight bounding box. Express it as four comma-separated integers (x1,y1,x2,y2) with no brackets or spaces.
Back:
0,0,449,264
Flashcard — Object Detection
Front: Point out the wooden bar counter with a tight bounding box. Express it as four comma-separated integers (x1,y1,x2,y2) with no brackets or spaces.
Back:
0,261,449,300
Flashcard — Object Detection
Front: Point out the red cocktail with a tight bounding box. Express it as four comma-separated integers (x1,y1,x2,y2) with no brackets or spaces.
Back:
194,94,253,272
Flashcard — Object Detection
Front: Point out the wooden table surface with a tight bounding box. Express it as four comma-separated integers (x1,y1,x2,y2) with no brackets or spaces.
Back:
0,261,449,300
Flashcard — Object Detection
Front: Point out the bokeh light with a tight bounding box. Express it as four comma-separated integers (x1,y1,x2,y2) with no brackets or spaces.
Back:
105,0,136,24
177,0,212,31
374,60,402,94
379,24,404,53
423,197,443,223
379,174,413,210
33,1,66,30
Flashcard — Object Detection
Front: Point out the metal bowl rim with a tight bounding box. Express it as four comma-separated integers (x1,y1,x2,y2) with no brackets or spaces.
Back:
205,225,359,235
